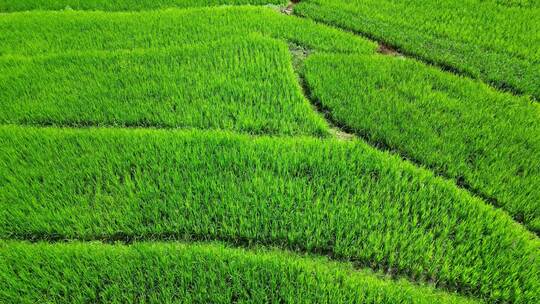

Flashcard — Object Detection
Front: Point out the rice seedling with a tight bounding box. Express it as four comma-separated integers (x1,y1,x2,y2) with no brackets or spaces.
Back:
0,3,537,303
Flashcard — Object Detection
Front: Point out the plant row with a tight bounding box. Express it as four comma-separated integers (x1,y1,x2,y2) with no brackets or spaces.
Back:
0,126,537,303
0,6,376,57
0,0,287,12
295,0,540,99
0,240,478,303
303,53,540,232
0,36,328,136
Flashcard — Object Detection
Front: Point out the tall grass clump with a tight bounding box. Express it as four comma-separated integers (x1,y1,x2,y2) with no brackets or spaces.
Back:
303,54,540,232
1,126,538,303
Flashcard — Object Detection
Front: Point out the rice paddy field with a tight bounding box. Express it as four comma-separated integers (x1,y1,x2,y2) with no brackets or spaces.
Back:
0,1,538,303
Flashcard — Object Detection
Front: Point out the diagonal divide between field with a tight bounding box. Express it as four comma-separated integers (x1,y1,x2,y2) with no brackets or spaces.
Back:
290,0,540,101
286,45,539,237
274,1,540,236
287,43,355,140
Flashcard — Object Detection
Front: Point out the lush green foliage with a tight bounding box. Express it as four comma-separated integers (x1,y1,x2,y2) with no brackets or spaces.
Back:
0,6,376,56
492,0,540,7
0,3,537,303
0,0,287,12
1,126,538,303
295,0,540,99
0,241,478,303
303,54,540,232
0,37,328,135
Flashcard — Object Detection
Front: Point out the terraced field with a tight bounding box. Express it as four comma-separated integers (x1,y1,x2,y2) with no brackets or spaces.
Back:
0,1,538,303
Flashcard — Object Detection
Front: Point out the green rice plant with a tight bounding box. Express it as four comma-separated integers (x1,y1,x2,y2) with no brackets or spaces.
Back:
0,0,287,12
0,126,538,303
303,53,540,232
0,36,328,135
295,0,540,99
491,0,540,7
0,241,478,303
0,6,377,57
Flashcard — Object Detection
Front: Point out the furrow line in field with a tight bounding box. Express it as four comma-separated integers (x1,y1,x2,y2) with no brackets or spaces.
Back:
304,91,537,236
0,240,481,304
288,45,355,141
284,1,536,101
0,209,528,302
290,49,537,236
2,126,537,303
0,233,488,303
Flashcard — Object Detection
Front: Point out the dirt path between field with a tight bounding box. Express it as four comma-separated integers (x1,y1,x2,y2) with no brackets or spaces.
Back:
288,44,356,141
281,0,300,15
377,43,404,57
